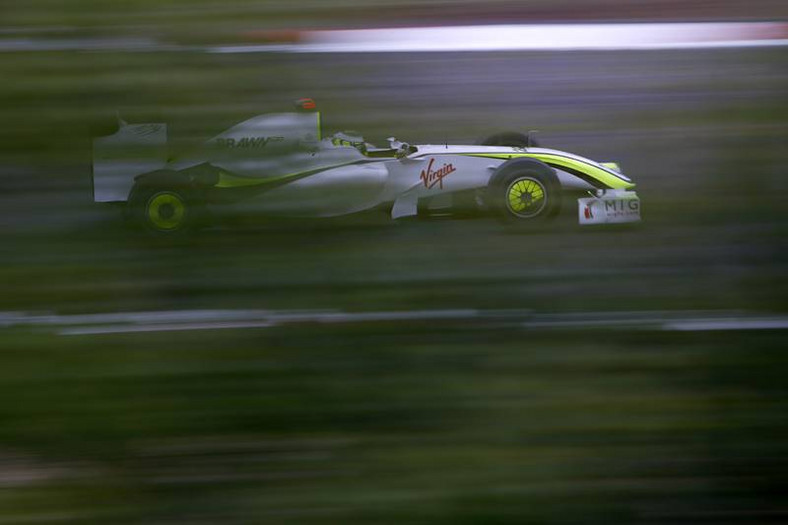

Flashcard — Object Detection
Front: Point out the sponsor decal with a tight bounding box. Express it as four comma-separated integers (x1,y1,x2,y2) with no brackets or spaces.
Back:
579,195,640,224
216,136,284,149
420,158,456,189
603,199,640,217
584,203,594,219
131,124,163,137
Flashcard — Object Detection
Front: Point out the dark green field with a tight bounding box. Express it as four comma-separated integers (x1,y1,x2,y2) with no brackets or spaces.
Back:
1,325,787,523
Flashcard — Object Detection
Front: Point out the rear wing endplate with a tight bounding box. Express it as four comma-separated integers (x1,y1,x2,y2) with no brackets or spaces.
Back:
92,122,167,202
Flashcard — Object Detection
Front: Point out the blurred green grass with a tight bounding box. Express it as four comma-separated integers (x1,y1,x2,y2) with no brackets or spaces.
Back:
0,326,786,523
5,0,787,37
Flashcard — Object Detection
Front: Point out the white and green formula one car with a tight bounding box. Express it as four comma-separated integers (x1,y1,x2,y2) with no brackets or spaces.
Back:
92,99,640,233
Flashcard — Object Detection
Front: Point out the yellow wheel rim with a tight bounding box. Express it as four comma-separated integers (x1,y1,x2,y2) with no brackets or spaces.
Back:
506,177,546,218
146,192,186,230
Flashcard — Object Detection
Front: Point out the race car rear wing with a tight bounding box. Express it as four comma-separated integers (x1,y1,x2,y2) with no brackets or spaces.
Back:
92,120,167,202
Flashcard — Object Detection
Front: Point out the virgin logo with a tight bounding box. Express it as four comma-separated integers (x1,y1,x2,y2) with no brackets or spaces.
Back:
420,158,456,189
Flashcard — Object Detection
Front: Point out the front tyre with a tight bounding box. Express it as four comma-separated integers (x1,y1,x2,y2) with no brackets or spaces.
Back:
489,166,560,225
128,186,200,234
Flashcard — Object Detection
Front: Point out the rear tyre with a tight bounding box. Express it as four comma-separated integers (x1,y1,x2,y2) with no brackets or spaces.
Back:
128,185,202,235
488,166,560,226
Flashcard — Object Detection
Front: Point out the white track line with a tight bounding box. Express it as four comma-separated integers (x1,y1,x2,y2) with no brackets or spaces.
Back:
211,22,788,53
60,321,277,335
3,22,785,54
663,318,788,331
3,309,788,336
57,309,482,335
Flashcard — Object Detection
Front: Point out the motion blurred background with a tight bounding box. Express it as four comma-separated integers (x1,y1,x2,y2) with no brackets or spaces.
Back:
1,1,787,523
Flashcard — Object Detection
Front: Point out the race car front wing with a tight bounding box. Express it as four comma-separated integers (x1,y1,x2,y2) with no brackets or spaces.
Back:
578,190,640,225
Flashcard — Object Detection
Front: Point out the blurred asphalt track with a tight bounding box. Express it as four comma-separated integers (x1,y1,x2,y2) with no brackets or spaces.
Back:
1,45,786,316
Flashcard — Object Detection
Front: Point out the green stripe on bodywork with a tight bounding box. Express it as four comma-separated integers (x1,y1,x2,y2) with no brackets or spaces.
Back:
463,153,634,189
216,171,273,188
216,167,323,189
215,159,371,189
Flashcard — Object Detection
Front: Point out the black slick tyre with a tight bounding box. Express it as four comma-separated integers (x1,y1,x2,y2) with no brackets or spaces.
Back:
488,161,561,226
127,185,201,235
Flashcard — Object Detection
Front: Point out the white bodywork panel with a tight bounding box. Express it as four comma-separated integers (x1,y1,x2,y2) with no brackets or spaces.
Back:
234,162,389,217
169,112,326,175
384,153,488,218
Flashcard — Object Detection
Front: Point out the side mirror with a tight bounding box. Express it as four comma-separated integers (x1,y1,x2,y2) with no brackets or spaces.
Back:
388,137,417,159
396,143,419,159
